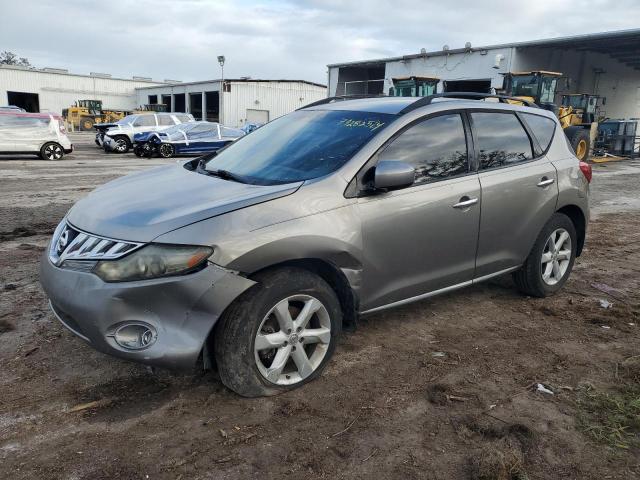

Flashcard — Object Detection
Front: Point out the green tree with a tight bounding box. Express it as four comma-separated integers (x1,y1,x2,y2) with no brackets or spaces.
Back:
0,51,32,67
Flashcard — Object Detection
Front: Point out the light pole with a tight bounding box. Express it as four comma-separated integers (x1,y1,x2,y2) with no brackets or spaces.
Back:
217,55,225,124
217,55,225,81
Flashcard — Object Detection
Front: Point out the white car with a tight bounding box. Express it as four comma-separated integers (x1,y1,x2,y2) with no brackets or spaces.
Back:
0,111,73,160
96,112,195,154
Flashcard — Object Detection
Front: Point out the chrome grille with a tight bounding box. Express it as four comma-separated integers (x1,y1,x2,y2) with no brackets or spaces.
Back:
48,220,143,268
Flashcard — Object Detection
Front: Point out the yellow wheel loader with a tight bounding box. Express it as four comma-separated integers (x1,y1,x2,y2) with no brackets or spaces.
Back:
389,77,439,97
502,71,603,161
62,100,129,132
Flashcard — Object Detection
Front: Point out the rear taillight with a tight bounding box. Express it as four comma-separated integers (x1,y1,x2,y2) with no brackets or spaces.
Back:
579,161,592,183
58,119,66,134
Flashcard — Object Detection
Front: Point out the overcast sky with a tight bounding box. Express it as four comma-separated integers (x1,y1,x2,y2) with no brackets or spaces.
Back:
2,0,639,84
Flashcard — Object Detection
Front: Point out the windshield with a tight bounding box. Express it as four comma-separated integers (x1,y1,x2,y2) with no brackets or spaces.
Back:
116,115,137,125
204,110,393,185
510,75,540,98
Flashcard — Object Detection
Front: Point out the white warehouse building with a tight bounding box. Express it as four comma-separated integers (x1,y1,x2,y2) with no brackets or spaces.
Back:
0,66,327,127
135,79,327,127
0,65,166,114
328,29,640,120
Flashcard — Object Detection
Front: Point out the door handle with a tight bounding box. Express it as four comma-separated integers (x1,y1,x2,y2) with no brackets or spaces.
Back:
452,197,478,209
537,177,555,187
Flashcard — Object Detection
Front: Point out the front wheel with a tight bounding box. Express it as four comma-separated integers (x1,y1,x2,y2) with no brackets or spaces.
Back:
112,136,131,154
513,213,577,297
214,267,342,397
566,128,590,162
39,142,64,160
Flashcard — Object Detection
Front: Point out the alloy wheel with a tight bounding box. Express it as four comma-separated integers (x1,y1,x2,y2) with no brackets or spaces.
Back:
44,144,63,160
254,294,331,386
541,228,572,285
115,139,128,152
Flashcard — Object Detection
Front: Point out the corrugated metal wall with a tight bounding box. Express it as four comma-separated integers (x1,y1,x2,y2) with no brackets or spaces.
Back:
0,67,163,114
222,82,326,127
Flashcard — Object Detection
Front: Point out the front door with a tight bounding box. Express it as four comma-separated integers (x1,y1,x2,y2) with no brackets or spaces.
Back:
469,111,559,278
357,113,481,311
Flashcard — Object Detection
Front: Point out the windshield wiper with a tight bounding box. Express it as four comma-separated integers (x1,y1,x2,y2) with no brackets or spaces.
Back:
206,168,247,183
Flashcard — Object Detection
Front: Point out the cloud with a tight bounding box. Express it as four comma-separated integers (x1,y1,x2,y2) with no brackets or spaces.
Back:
1,0,639,84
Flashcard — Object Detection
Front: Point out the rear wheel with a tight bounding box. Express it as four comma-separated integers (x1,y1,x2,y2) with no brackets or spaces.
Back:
39,142,64,161
566,128,590,161
157,143,175,158
513,213,577,297
214,267,342,397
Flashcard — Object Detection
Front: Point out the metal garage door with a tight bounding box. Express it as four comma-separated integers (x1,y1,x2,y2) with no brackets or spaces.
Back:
246,109,269,124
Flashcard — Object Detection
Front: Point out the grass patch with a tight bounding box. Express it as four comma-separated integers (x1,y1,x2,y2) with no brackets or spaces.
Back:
576,383,640,450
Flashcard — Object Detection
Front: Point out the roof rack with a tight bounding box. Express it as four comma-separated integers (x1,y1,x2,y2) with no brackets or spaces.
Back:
399,92,539,114
299,94,386,110
300,92,539,114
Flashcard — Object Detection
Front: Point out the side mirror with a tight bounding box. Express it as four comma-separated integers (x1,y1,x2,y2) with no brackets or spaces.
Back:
374,160,415,190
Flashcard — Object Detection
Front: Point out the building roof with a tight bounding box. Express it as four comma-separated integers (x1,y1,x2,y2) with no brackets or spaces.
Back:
0,64,167,83
135,78,327,90
328,28,640,71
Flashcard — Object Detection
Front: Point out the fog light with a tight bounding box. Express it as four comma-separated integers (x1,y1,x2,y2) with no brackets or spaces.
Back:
111,323,157,350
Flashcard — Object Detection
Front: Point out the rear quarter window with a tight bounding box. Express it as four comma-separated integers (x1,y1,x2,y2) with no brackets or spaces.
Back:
471,112,533,170
521,113,556,152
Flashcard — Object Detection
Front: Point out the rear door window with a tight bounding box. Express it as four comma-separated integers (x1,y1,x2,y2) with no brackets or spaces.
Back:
471,112,533,170
521,113,556,152
158,115,175,126
132,115,156,127
378,113,469,184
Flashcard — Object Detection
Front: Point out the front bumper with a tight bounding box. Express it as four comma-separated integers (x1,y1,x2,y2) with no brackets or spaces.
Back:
102,135,116,152
40,250,255,370
95,133,104,147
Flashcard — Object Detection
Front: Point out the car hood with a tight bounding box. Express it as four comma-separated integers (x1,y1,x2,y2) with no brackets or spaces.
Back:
133,131,158,142
67,163,302,242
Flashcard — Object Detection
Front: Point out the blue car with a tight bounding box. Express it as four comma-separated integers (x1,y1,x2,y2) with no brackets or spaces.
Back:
133,121,245,158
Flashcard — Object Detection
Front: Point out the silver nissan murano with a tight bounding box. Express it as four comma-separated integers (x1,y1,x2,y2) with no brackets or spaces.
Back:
40,94,591,397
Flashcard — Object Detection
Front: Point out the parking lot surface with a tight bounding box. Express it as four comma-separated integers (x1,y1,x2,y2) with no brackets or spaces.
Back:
1,134,639,479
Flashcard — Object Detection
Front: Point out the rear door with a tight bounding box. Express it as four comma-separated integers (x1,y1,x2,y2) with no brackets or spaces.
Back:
12,116,50,152
471,110,559,278
357,112,481,311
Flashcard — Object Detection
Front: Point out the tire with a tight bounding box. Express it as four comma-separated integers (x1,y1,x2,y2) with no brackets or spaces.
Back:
157,143,175,158
39,142,64,161
513,213,577,298
133,144,145,157
112,135,131,154
80,116,95,131
566,127,590,162
214,267,342,397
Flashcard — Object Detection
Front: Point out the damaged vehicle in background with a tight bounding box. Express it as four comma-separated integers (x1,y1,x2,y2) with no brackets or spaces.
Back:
0,110,73,160
41,94,590,397
95,112,195,154
133,121,245,158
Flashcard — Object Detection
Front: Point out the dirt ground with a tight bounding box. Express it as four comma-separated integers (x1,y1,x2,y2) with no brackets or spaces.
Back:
1,134,639,479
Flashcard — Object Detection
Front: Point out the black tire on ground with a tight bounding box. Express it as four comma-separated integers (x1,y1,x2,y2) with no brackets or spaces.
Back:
565,127,591,162
213,267,342,397
39,142,64,161
512,212,577,298
112,135,131,154
157,143,175,158
79,116,95,131
133,144,145,157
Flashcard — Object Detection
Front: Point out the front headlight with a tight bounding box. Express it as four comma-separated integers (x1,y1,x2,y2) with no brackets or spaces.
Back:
93,244,213,282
